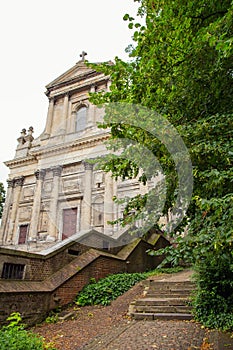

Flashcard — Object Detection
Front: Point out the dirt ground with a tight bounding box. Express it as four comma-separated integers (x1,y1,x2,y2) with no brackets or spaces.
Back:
32,280,145,349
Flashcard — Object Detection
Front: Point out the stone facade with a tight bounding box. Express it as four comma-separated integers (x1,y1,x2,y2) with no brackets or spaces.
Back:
0,58,144,249
0,57,171,326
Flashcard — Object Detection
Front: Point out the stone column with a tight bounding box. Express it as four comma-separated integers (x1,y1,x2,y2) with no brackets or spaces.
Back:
28,169,46,240
0,179,14,244
47,166,62,241
9,176,24,243
88,85,96,127
62,92,69,133
43,97,54,137
104,172,114,235
81,162,93,230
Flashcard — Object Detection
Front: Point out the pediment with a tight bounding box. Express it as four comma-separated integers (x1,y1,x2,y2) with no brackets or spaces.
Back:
46,60,96,89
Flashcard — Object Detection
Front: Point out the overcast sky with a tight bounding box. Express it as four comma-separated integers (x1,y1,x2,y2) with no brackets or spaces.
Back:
0,0,139,185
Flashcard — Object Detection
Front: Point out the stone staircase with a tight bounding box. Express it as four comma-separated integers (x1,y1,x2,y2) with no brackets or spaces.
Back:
129,270,195,321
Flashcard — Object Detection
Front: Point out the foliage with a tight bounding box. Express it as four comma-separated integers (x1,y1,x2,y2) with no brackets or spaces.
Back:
145,266,184,277
45,312,59,324
76,268,183,306
0,313,56,350
89,0,233,231
0,182,5,218
76,273,146,306
87,0,233,331
191,253,233,331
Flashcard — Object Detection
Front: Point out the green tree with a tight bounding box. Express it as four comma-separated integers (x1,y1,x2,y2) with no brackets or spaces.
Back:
0,182,5,219
89,0,233,330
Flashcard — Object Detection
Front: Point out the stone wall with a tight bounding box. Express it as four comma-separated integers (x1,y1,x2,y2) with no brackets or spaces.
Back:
0,242,88,281
0,292,50,326
0,254,127,326
0,233,169,326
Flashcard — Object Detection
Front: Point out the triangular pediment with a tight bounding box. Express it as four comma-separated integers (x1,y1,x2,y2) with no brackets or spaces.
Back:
46,60,96,89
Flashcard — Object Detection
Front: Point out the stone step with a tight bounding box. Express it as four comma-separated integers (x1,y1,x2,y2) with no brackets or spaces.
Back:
143,287,191,293
131,273,195,321
135,297,190,306
132,312,193,321
146,283,195,291
146,292,192,298
134,305,192,313
143,280,194,288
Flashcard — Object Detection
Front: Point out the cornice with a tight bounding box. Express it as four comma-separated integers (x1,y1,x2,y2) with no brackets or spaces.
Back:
46,71,108,97
48,77,108,99
4,156,37,169
30,133,110,158
4,132,110,168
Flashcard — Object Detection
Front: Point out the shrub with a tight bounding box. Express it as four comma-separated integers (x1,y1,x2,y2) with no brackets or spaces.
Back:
45,307,61,324
0,313,56,350
76,272,147,306
192,252,233,332
76,268,184,306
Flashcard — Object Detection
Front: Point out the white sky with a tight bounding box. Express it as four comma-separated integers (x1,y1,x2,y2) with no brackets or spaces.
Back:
0,0,139,186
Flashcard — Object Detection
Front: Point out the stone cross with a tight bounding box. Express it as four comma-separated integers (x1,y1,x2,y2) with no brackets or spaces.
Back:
80,51,87,61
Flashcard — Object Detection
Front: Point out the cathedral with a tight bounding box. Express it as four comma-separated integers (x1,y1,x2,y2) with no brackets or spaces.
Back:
0,55,170,325
0,55,143,250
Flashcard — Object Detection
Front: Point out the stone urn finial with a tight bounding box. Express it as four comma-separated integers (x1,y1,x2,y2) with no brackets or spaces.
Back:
17,128,26,146
28,126,34,136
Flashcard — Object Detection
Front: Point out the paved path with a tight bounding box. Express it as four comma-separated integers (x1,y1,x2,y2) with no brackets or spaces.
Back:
80,319,206,349
79,270,233,350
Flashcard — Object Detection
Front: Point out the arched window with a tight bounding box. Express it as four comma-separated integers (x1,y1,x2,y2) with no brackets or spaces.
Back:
75,106,87,132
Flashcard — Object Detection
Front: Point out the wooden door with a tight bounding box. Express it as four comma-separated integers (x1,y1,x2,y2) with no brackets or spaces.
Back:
62,208,77,240
18,225,28,244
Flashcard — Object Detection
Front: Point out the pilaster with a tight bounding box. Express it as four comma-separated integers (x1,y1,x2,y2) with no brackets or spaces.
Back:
28,169,46,240
0,179,14,244
104,172,115,235
8,176,25,243
81,161,93,230
47,166,62,241
62,92,69,133
42,97,54,138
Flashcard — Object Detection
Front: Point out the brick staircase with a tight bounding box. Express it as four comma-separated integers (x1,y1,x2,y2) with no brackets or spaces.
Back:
129,271,195,321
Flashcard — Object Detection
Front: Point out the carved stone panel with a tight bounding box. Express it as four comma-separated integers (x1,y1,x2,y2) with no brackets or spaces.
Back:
41,202,50,211
42,181,53,196
18,206,32,222
62,163,83,175
62,177,81,193
22,186,35,200
38,211,49,232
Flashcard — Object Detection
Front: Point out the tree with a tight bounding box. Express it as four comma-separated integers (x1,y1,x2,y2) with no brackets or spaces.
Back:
0,182,5,219
89,0,233,330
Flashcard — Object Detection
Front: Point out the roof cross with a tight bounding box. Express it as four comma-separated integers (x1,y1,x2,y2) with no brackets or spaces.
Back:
80,51,87,61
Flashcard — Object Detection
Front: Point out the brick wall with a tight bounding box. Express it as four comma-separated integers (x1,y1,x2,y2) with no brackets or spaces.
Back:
0,254,126,326
0,242,88,281
52,256,126,307
0,235,169,326
0,291,50,326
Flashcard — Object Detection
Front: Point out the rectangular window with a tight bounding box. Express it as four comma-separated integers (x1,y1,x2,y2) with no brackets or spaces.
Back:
62,208,77,240
68,248,80,256
1,263,25,280
18,224,28,244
